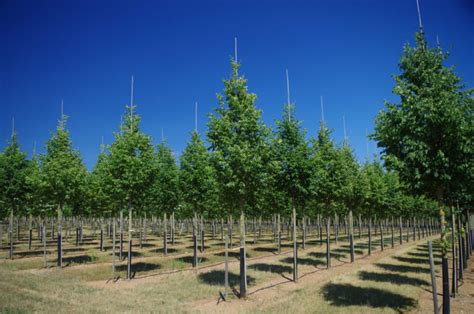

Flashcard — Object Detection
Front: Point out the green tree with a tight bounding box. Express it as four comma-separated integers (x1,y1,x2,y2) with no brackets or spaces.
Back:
41,114,87,265
108,106,155,212
149,140,179,216
107,106,155,279
272,104,311,216
88,143,113,217
309,122,338,216
179,131,217,219
372,32,473,206
207,60,270,297
0,133,29,219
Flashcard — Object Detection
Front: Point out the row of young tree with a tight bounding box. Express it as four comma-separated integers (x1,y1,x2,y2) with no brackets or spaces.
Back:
0,75,439,226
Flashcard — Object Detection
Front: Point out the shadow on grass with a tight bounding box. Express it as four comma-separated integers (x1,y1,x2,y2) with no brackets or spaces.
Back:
174,255,209,264
308,251,345,259
251,263,292,274
375,263,430,274
133,242,155,248
280,257,325,267
392,256,440,265
116,262,161,278
214,251,250,259
253,247,277,253
198,270,255,287
154,248,178,254
62,255,94,265
322,283,416,310
358,271,429,286
14,250,45,258
111,250,143,257
185,245,211,250
62,247,86,253
407,251,442,259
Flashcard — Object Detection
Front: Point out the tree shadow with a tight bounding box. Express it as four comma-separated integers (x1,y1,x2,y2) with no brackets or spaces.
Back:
322,283,416,310
375,263,430,274
186,245,211,250
62,255,94,265
392,256,440,265
280,256,325,267
116,262,161,277
154,248,178,254
111,250,143,257
198,270,255,287
14,250,45,258
62,247,86,253
214,251,250,259
358,271,429,286
133,242,155,248
407,251,442,259
308,251,345,259
174,255,209,264
250,263,292,274
253,247,277,253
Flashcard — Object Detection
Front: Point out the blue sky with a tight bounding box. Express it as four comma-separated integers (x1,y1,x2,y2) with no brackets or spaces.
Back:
1,0,473,169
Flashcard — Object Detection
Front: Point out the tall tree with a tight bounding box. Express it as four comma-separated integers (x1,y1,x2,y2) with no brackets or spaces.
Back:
372,31,473,309
372,31,473,206
107,105,155,279
207,60,270,298
309,122,338,217
88,142,113,217
149,140,179,216
179,131,217,219
41,114,87,266
272,104,311,280
0,132,29,218
0,131,30,258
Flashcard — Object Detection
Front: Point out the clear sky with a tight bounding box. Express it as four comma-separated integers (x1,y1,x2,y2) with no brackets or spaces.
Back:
1,0,473,169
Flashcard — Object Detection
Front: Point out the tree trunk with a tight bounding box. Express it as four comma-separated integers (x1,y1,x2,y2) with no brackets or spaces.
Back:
326,217,331,269
292,207,298,282
349,210,354,263
239,201,247,299
127,203,133,280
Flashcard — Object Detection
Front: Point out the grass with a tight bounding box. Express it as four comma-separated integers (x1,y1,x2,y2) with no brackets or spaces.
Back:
0,225,443,313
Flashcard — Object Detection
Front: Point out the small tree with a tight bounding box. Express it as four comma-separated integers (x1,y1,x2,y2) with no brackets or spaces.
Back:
0,132,29,258
179,131,218,219
150,140,179,217
107,106,155,279
207,60,270,297
41,114,87,266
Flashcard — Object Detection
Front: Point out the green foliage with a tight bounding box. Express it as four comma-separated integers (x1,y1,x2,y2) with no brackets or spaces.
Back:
25,151,45,216
372,32,473,205
0,133,30,217
87,143,114,217
309,122,338,215
207,60,270,215
272,104,311,216
107,106,155,212
149,140,180,215
179,131,218,218
41,115,87,216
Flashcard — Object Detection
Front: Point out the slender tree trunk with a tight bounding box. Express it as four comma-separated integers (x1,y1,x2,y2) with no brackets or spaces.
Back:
349,210,354,263
451,213,457,295
292,207,298,282
239,200,247,299
368,217,372,256
440,210,450,314
326,217,331,269
28,213,32,250
127,202,133,280
112,217,116,279
9,208,13,259
57,204,63,267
